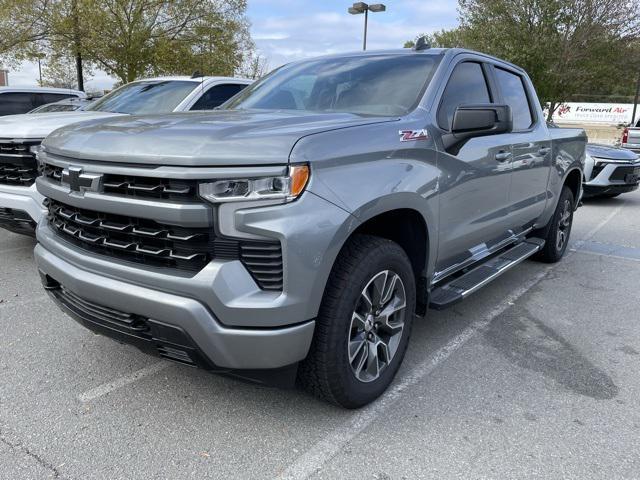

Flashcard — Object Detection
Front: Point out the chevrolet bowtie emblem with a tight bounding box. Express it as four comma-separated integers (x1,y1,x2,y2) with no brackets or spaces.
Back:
61,166,103,194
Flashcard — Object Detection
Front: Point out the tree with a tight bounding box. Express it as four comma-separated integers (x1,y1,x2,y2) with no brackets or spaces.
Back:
79,0,252,83
405,0,640,118
40,52,93,88
0,0,49,64
0,0,255,88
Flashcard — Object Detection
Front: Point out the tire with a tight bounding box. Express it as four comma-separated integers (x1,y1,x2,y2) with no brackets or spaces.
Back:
298,234,416,408
534,186,575,263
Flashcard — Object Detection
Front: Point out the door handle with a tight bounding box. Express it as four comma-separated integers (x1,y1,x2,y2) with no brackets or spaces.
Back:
538,147,551,156
495,151,512,162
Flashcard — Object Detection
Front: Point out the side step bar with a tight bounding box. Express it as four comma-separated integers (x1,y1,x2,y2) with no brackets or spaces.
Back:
429,238,545,310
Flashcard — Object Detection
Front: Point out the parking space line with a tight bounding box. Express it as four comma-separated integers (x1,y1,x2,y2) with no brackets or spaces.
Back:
0,244,35,255
571,248,640,263
277,202,626,480
78,361,171,403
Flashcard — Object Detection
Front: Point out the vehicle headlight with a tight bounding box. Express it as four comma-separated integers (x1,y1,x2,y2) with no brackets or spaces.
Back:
593,156,632,165
198,164,310,203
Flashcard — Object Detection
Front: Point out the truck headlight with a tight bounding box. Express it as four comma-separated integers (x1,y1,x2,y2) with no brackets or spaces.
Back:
198,164,310,203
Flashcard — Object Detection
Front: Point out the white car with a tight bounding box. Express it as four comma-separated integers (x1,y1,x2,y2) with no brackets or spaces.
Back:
0,76,251,235
583,143,640,198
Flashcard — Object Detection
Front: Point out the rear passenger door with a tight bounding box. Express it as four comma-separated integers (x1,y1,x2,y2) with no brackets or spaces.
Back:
491,66,551,229
435,60,514,274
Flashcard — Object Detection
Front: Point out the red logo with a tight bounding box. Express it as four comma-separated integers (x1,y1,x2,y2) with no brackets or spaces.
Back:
399,129,429,142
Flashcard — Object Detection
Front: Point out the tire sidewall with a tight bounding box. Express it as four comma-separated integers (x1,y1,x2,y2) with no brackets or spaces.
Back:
327,240,416,407
550,187,575,258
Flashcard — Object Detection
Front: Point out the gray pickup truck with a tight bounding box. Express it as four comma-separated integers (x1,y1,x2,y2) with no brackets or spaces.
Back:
34,46,586,408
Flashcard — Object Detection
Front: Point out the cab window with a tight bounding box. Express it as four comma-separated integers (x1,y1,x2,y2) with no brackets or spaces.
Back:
437,62,491,131
190,84,246,110
0,92,35,115
494,67,534,130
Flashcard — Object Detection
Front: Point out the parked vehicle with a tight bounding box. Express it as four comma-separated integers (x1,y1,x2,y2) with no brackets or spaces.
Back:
0,76,250,235
621,119,640,153
0,87,86,116
583,143,639,198
34,47,585,408
28,97,93,113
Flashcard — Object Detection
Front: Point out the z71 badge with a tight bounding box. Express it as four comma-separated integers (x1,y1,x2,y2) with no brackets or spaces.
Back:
399,129,429,142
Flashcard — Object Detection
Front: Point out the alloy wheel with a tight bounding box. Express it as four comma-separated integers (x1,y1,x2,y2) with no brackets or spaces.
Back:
348,270,407,383
556,199,572,251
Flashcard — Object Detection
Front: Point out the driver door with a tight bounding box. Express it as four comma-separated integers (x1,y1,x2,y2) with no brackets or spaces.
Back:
434,61,514,275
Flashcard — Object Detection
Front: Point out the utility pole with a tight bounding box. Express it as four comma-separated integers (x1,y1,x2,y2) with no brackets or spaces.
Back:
632,70,640,127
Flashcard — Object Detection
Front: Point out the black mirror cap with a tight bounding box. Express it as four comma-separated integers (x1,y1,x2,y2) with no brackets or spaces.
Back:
443,104,513,154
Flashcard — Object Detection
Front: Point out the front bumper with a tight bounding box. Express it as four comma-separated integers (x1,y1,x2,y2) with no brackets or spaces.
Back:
584,161,640,197
36,242,315,370
0,183,46,233
34,190,352,370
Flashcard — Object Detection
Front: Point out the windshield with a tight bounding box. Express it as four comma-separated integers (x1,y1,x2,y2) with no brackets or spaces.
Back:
29,103,82,113
224,54,440,116
86,80,196,114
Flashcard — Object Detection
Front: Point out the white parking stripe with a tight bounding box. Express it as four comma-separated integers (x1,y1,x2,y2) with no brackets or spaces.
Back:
276,202,626,480
78,361,170,403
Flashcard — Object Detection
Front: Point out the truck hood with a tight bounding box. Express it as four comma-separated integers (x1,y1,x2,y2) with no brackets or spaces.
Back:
0,111,125,139
587,143,638,161
43,109,398,166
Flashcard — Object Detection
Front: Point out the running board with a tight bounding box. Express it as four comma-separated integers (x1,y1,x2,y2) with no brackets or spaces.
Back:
429,238,545,310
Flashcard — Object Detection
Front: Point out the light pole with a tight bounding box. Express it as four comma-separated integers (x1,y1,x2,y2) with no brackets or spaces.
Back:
348,2,386,51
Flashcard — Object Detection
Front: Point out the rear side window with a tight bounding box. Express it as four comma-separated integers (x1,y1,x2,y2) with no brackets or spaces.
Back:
437,62,491,131
190,84,246,110
32,93,75,109
0,92,35,115
494,68,533,130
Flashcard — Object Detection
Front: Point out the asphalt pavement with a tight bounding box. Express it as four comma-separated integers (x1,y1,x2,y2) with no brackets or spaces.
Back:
1,190,639,479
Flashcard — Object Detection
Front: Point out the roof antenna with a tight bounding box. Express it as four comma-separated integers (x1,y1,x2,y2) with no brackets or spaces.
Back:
413,36,431,51
191,70,203,79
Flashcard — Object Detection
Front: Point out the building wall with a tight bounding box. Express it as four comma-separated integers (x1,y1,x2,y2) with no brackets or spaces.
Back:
556,122,624,146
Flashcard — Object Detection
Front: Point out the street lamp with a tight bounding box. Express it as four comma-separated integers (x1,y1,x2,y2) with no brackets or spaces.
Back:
348,2,386,51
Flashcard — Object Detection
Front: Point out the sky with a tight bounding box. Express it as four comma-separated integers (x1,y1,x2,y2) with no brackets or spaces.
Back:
7,0,459,90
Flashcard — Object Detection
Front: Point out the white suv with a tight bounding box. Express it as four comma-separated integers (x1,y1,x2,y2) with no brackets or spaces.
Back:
0,76,251,235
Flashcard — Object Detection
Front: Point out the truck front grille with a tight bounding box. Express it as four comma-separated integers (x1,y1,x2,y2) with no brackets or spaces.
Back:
48,199,222,271
43,164,199,201
47,199,284,289
0,141,40,186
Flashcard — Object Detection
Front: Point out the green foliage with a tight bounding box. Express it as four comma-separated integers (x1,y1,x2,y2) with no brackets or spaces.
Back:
0,0,255,86
405,0,640,113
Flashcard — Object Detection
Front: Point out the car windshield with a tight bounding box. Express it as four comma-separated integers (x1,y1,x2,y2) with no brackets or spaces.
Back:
86,80,196,114
224,53,441,116
29,103,82,113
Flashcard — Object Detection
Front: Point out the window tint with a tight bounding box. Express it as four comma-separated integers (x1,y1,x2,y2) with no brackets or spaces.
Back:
494,68,533,130
190,84,246,110
0,92,35,115
437,62,491,130
225,54,441,116
32,93,75,109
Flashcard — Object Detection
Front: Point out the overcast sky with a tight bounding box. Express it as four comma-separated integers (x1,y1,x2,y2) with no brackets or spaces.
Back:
7,0,459,90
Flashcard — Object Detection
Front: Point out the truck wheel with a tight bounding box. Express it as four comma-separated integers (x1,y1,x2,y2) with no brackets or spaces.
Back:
298,234,416,408
535,186,574,263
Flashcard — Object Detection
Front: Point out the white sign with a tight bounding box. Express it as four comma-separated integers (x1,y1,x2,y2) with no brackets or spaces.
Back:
545,102,639,125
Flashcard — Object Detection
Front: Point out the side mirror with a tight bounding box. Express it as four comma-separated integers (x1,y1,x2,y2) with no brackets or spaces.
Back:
442,104,513,154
